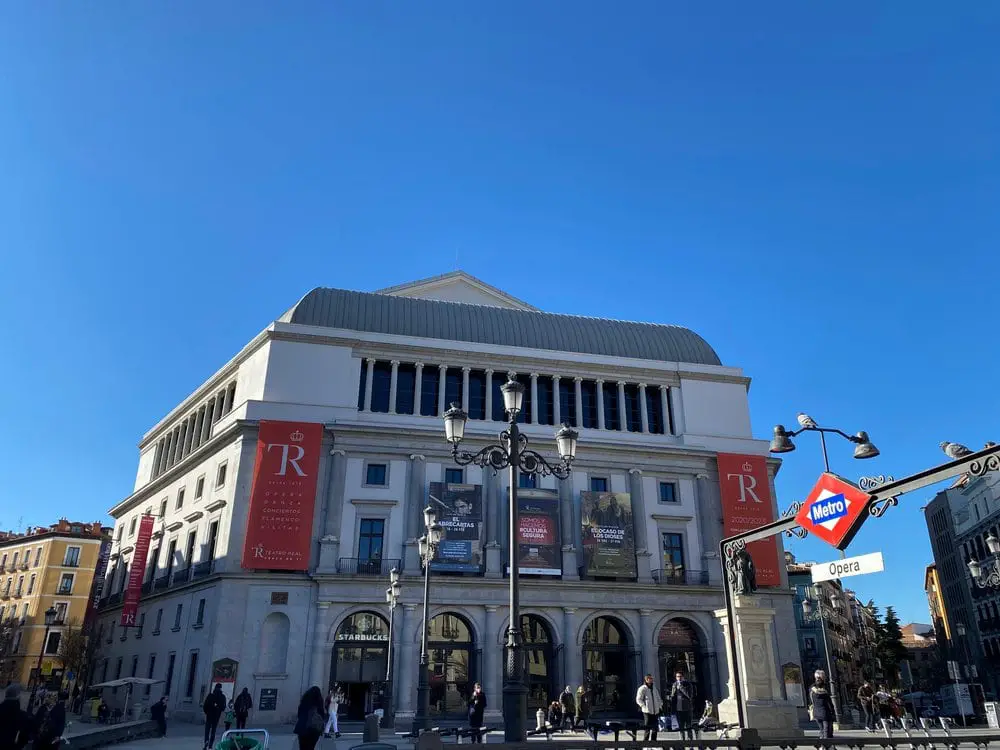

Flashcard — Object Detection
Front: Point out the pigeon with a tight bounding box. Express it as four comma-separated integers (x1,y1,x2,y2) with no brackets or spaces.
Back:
940,441,973,459
797,412,818,429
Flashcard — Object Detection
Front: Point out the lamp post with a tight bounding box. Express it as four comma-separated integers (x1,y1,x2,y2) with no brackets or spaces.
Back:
442,379,578,742
29,606,58,709
769,413,879,472
384,567,401,728
415,508,443,732
802,585,844,723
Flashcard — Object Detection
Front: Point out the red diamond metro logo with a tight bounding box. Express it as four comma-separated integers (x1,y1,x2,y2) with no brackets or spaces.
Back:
794,473,873,550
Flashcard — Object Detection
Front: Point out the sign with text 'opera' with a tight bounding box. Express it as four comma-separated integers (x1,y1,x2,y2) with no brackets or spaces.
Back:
717,453,781,587
242,421,324,571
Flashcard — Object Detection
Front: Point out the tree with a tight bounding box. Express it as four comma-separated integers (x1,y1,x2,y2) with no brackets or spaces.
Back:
874,606,908,688
0,618,17,685
58,620,96,687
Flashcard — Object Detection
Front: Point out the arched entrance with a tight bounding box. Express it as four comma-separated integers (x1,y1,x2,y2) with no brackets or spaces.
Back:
657,619,707,703
428,613,476,718
330,611,389,720
521,615,555,712
582,616,631,714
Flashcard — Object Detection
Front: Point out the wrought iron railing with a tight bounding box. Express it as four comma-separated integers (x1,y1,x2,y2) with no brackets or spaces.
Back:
337,557,400,576
107,592,122,606
651,569,711,586
192,560,214,578
173,568,191,585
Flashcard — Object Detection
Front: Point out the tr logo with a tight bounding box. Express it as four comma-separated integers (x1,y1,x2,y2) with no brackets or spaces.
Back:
267,443,307,477
727,469,762,504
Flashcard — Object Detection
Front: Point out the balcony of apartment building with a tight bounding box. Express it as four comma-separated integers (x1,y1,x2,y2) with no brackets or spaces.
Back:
651,568,712,586
336,557,401,577
98,560,218,610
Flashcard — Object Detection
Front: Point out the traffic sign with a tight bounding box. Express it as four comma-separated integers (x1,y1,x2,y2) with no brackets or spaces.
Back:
811,551,885,582
794,472,873,550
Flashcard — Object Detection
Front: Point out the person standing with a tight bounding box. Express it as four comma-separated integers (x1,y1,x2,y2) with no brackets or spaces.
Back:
150,697,168,738
468,682,487,743
233,688,252,730
558,686,575,730
575,685,590,729
809,671,837,739
32,691,67,750
202,683,227,750
1,684,33,749
857,682,876,732
294,686,328,750
323,686,342,739
636,673,663,742
670,671,696,740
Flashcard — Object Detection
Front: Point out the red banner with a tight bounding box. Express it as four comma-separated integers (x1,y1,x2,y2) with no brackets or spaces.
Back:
717,453,781,587
242,421,324,571
121,515,154,627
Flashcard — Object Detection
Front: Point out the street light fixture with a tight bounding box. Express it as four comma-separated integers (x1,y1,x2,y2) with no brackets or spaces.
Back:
384,568,402,727
441,378,578,742
801,585,844,722
967,533,1000,589
769,414,879,472
29,606,59,709
415,508,443,732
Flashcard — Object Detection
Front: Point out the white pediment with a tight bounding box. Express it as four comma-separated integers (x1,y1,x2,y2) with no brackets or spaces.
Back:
377,271,538,311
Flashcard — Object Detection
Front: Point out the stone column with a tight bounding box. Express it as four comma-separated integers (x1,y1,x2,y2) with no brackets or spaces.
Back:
485,370,494,420
574,377,583,427
484,469,502,578
318,449,347,571
462,367,471,410
638,384,650,433
397,604,418,718
391,601,408,712
560,472,579,580
363,358,376,412
552,376,562,425
310,602,331,689
530,373,539,424
414,363,424,416
696,474,722,585
629,469,653,583
404,455,427,574
389,360,400,414
660,386,670,435
437,365,447,415
562,607,581,689
483,606,503,720
638,609,655,682
617,382,627,431
596,380,605,430
201,406,212,443
669,386,685,435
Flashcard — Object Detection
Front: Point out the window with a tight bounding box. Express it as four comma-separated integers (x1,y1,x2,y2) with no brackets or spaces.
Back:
195,598,206,627
467,370,486,420
136,612,145,637
129,517,137,537
176,488,185,510
647,388,666,434
15,577,23,595
185,651,199,698
661,532,686,582
146,654,156,695
107,622,115,643
195,476,205,500
365,463,388,486
207,522,219,561
395,363,417,415
491,376,505,421
658,482,678,504
27,575,35,595
536,376,555,425
184,532,197,568
804,636,817,654
101,659,109,683
444,367,462,411
590,477,608,493
173,603,183,631
12,552,18,568
624,384,642,432
131,655,139,677
55,602,68,622
0,554,6,569
115,526,122,542
33,548,42,567
165,653,176,695
215,463,227,489
558,379,577,427
45,631,62,655
165,540,177,576
370,361,393,413
420,364,440,417
20,603,27,621
154,608,163,634
63,547,81,567
580,380,599,428
147,546,160,582
358,359,369,410
514,374,533,425
518,473,537,489
159,499,167,518
58,573,74,594
444,468,464,485
358,519,385,562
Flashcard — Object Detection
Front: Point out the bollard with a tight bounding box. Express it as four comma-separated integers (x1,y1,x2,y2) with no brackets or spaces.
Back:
363,712,380,742
536,708,546,730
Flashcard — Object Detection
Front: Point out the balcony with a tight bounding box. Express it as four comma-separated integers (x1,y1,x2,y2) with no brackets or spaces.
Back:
192,561,215,579
107,592,122,606
0,591,9,600
173,568,192,585
62,560,80,568
154,575,170,591
337,558,400,577
651,569,711,586
20,562,29,571
140,580,153,595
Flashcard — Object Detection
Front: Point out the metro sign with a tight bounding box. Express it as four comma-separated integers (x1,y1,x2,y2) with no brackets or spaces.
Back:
794,473,873,550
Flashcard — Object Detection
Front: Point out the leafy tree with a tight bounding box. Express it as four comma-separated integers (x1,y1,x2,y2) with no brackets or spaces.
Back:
58,620,97,686
874,606,908,688
0,618,17,684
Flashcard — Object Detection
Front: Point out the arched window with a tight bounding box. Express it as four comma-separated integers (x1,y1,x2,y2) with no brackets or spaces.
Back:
582,616,631,714
428,613,475,717
521,615,554,711
331,612,389,721
657,619,708,701
259,612,291,674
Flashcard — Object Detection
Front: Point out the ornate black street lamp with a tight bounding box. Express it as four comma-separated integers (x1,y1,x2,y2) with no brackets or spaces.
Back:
442,377,578,742
383,567,401,727
415,508,443,731
967,532,1000,589
770,412,879,471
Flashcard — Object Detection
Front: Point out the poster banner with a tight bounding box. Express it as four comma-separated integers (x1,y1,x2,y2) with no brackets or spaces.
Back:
120,515,154,627
242,421,324,571
429,483,483,573
581,492,637,578
517,490,561,576
717,453,781,587
86,537,113,628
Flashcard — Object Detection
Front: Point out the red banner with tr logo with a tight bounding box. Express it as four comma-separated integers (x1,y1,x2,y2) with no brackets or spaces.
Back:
717,453,781,587
120,514,154,627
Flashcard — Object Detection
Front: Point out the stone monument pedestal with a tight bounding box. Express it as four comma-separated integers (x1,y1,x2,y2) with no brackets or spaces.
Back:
715,596,801,739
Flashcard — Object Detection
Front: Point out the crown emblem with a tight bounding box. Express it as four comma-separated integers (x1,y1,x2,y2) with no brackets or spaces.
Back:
742,461,753,473
290,430,304,442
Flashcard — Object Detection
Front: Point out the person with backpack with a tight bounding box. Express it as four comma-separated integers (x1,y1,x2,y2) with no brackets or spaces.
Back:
294,686,328,750
233,688,252,730
202,683,227,750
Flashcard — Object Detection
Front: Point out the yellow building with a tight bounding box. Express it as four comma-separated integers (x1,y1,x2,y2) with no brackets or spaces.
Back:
0,520,110,689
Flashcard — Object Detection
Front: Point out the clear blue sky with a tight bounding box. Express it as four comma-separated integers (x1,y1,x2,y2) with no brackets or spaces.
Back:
1,3,997,625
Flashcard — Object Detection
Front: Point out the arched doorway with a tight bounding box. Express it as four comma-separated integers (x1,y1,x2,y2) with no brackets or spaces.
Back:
657,619,707,704
582,616,631,714
428,613,476,718
330,611,389,720
521,615,555,712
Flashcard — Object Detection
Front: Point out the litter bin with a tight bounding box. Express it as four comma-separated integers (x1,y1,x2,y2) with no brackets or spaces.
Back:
364,712,380,742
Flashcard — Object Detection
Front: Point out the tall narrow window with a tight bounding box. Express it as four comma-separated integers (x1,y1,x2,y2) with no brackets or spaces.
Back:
558,379,577,427
420,365,440,417
590,477,608,493
184,532,197,568
515,374,533,424
207,522,220,561
661,532,686,582
195,477,205,500
624,384,642,432
146,654,156,695
357,359,369,410
370,361,392,413
185,651,199,698
602,382,621,430
445,468,464,484
176,488,185,510
467,370,487,420
63,547,81,567
395,363,417,415
358,520,385,562
491,377,505,421
444,367,462,409
646,388,665,434
173,603,183,630
536,376,554,425
165,653,176,694
580,380,599,428
131,655,139,677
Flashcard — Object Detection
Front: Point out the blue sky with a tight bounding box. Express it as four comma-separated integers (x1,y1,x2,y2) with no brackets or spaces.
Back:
1,3,997,624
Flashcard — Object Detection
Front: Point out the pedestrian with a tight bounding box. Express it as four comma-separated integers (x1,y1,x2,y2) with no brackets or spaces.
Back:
857,682,875,732
468,682,487,743
635,673,663,742
558,685,575,730
670,670,696,740
1,684,33,749
233,687,252,730
575,685,590,729
202,683,227,749
323,686,342,738
875,685,893,736
150,696,168,737
70,685,80,715
294,686,328,750
545,701,562,731
33,690,67,750
809,671,836,739
224,701,235,732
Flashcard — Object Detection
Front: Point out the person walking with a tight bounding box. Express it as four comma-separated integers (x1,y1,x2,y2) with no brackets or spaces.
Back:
636,673,663,742
857,682,876,732
32,691,67,750
1,684,33,749
468,682,487,743
294,686,328,750
233,688,252,730
809,671,837,739
670,671,696,740
875,685,894,736
150,696,168,738
323,686,342,738
202,683,227,750
559,685,575,730
575,685,590,729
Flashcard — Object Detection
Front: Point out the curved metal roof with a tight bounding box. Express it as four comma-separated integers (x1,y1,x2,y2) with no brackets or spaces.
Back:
281,287,722,366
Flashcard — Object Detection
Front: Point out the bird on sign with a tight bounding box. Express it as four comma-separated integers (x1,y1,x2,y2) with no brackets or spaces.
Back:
940,441,972,459
797,413,818,429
